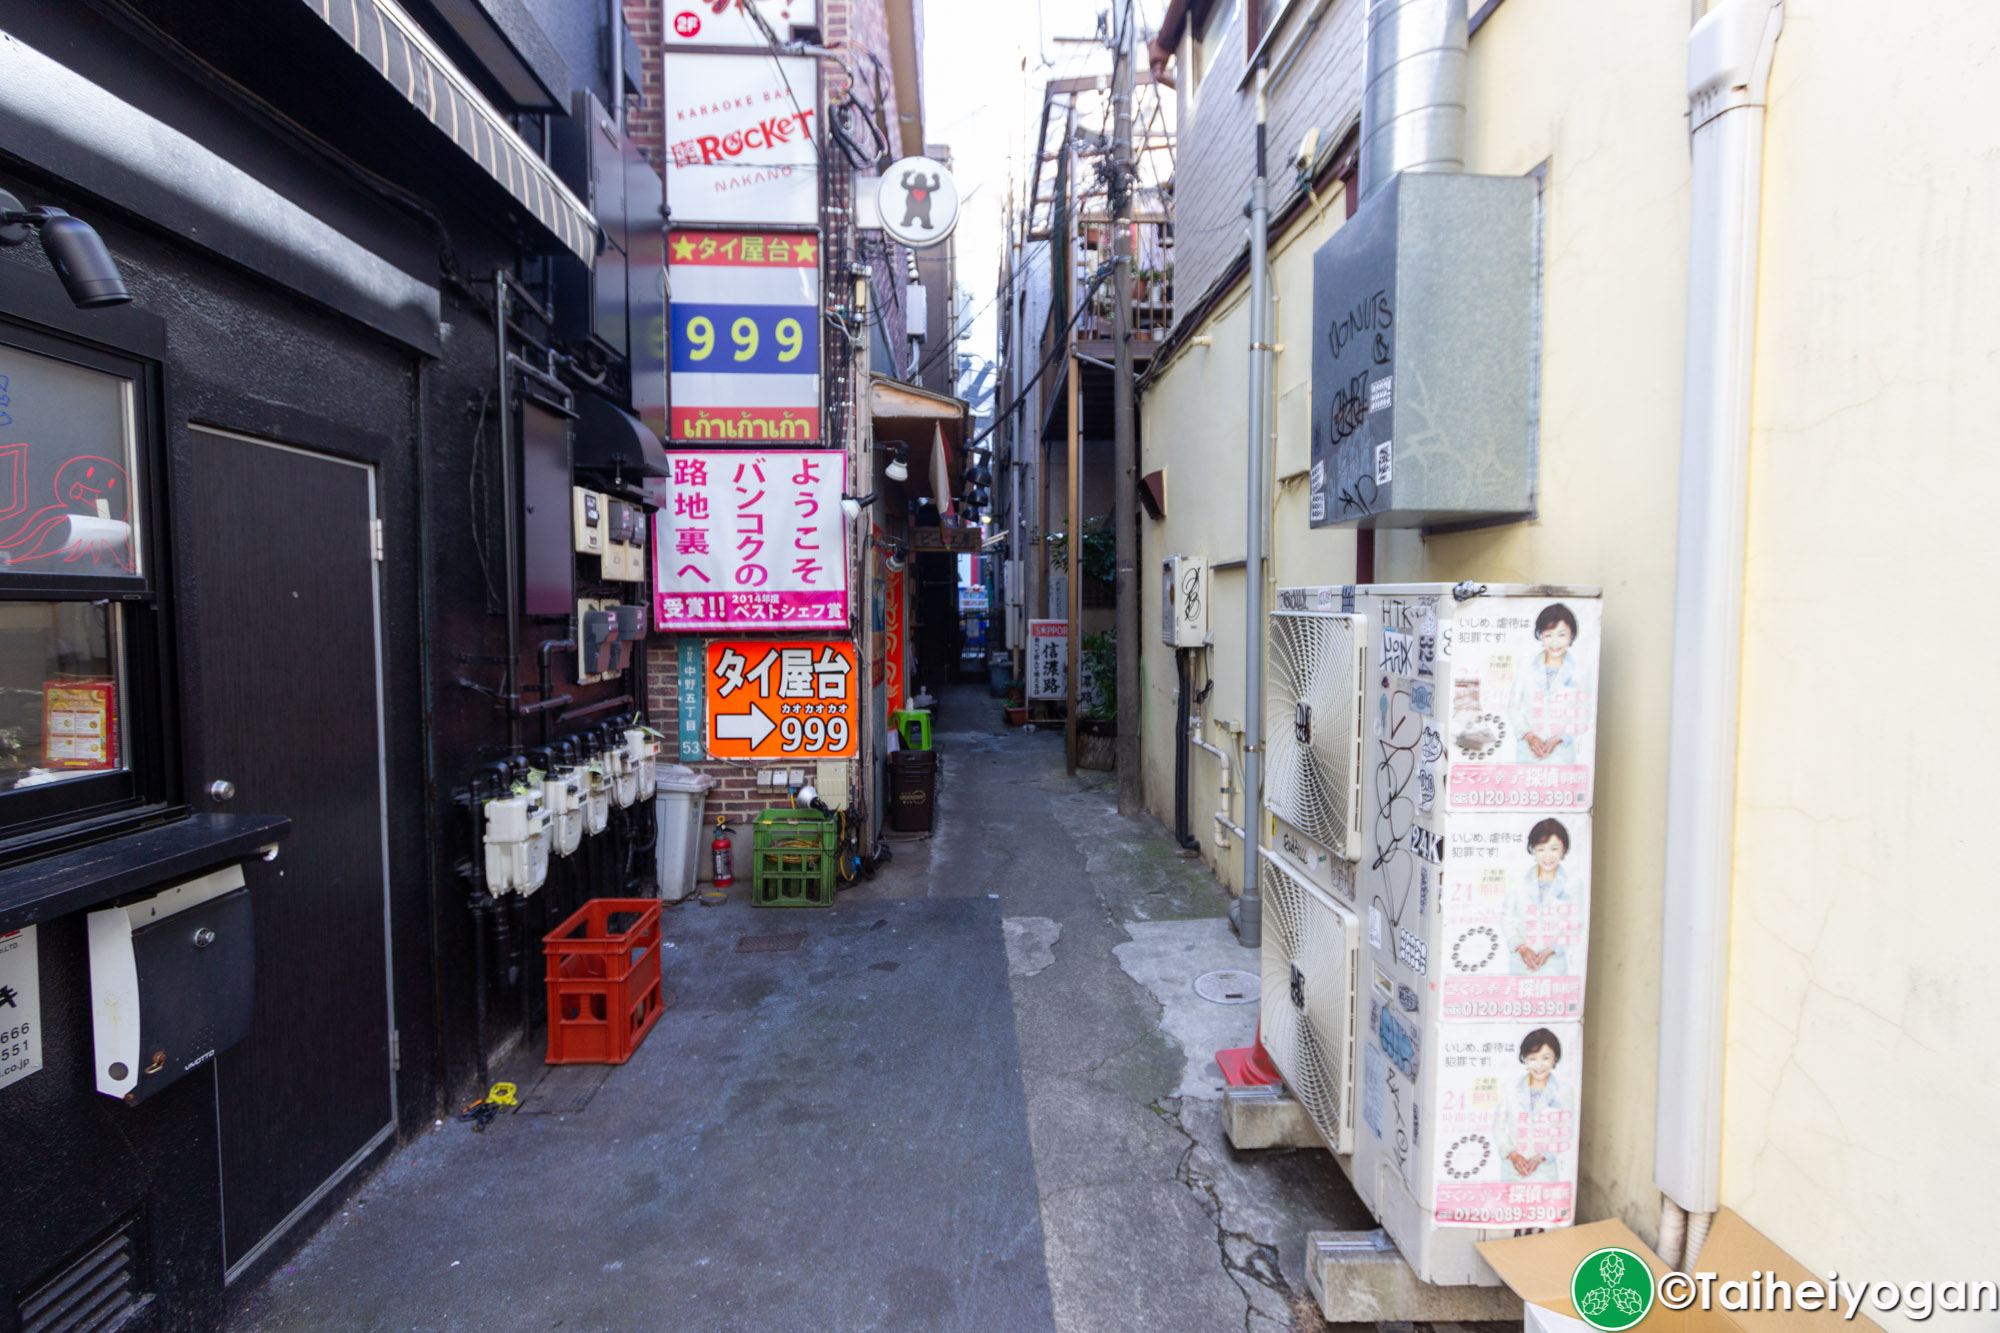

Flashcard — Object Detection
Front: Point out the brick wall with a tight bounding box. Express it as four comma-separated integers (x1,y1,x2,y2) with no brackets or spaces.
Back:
625,0,664,167
1168,0,1364,320
628,0,907,838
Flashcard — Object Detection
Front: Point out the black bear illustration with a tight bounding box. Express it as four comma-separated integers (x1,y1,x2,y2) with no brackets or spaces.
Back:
899,170,942,229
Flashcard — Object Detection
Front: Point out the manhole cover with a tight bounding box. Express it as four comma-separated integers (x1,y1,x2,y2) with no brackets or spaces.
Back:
1193,970,1260,1004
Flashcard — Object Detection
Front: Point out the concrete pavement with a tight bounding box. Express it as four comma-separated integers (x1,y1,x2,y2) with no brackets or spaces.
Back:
230,683,1400,1332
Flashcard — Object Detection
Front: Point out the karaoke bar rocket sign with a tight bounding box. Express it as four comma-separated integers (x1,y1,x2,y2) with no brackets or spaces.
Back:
662,52,819,226
669,228,820,442
654,448,848,632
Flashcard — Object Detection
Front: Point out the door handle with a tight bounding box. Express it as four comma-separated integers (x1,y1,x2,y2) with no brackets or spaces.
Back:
208,779,236,803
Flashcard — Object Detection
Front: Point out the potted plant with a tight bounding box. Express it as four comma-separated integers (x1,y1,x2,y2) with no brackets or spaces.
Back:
1004,681,1028,726
1077,630,1118,770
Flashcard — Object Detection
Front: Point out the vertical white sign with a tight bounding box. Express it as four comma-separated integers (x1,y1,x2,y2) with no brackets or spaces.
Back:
0,926,42,1092
662,53,820,226
1027,619,1067,701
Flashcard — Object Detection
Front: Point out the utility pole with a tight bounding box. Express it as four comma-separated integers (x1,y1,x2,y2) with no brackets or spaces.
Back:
1110,0,1141,814
1065,355,1082,775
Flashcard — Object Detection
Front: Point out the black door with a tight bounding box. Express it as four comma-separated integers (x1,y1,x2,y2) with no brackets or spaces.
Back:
181,425,394,1276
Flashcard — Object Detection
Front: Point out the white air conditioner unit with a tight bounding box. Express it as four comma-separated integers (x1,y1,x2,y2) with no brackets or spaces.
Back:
1161,554,1208,647
1258,847,1359,1154
1265,610,1364,861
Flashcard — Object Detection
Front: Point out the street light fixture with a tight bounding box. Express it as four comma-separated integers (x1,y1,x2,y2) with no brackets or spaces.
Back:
0,190,131,308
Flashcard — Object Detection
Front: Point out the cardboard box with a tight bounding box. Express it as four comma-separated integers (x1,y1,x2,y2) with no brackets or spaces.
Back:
1477,1210,1884,1333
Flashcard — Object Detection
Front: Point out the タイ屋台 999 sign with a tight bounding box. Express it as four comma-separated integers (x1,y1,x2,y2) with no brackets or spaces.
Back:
703,639,859,760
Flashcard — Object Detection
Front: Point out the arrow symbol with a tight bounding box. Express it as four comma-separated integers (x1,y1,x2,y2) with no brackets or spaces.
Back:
714,701,776,748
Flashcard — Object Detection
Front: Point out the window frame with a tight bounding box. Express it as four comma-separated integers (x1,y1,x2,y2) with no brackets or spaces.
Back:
0,305,178,864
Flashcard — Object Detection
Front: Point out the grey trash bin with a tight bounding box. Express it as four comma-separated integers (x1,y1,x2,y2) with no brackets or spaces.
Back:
653,765,717,900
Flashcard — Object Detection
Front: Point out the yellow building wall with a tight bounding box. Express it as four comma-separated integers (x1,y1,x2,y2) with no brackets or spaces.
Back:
1143,0,2000,1294
1143,0,1694,1243
1718,3,2000,1318
1139,188,1358,900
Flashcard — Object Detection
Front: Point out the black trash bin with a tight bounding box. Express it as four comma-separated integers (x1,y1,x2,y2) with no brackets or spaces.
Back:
886,748,939,833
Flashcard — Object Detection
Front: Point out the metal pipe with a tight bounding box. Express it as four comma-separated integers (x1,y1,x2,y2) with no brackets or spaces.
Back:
495,272,523,751
1173,650,1195,848
1188,721,1240,849
1358,0,1468,199
1111,0,1141,815
561,693,635,722
1237,65,1271,949
506,352,571,397
1655,0,1784,1222
468,892,492,1092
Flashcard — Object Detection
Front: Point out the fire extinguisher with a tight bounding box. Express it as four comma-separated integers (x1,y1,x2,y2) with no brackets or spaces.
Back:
710,817,734,888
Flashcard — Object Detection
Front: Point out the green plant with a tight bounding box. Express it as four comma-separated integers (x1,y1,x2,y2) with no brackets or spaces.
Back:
1045,516,1117,584
1080,629,1117,721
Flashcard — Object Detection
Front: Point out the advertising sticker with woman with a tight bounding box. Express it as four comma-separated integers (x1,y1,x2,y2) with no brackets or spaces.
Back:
1432,1023,1582,1228
1439,813,1592,1021
1447,597,1600,812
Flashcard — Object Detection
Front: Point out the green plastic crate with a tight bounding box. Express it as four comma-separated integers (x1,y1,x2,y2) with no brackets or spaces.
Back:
752,845,836,907
752,807,838,851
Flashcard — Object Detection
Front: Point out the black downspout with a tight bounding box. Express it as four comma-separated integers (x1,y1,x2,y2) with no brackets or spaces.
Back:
1173,648,1198,851
468,890,492,1093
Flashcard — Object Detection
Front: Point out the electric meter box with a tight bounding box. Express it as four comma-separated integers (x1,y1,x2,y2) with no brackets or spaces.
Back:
1276,582,1601,1283
1308,173,1539,530
1161,554,1208,647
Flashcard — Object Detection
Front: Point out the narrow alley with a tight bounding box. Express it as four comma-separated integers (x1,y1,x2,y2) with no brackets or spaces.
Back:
227,687,1371,1333
4,0,1993,1327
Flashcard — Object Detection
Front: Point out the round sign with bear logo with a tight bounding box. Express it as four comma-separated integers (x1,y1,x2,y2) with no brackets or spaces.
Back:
877,156,960,249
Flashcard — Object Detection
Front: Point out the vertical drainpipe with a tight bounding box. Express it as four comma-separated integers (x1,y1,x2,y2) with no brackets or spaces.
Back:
1237,64,1271,949
1654,0,1784,1268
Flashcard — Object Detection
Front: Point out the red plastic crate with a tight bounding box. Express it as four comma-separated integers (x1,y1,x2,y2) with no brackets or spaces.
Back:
542,898,664,1065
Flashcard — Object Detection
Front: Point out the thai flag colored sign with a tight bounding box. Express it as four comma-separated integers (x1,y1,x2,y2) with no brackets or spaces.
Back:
653,448,848,632
669,228,820,443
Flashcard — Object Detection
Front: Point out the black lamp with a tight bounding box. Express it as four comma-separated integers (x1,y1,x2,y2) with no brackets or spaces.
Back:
0,190,131,308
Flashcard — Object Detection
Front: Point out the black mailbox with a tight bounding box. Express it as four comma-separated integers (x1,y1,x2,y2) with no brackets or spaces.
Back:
88,867,255,1104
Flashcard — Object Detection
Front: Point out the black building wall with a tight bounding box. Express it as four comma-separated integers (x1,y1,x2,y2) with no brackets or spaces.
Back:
0,0,640,1320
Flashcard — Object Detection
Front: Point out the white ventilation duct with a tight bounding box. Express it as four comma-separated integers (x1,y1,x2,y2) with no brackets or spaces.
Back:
1358,0,1469,199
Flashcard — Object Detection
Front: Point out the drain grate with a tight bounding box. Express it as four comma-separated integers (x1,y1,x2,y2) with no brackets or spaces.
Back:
519,1064,613,1115
1193,969,1261,1004
736,932,806,953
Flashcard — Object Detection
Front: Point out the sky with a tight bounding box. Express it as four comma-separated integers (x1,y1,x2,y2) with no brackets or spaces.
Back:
919,0,1167,396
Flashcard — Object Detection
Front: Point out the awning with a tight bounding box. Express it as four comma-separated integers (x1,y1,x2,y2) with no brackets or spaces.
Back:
302,0,595,262
576,394,668,478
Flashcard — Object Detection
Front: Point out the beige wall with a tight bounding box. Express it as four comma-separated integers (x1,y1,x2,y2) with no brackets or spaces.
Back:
1144,0,2000,1305
1145,0,1692,1238
1370,0,1697,1243
1717,3,2000,1318
1139,185,1358,897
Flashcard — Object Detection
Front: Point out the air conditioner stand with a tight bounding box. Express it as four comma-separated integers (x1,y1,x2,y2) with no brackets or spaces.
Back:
1304,1231,1524,1324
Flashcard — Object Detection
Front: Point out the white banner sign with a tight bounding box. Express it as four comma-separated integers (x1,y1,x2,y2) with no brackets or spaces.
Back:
664,0,818,47
0,927,42,1092
655,449,848,630
663,53,820,226
1027,619,1067,701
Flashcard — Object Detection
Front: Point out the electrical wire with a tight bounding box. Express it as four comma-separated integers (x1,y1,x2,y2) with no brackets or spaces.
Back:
965,261,1114,456
912,245,1049,381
